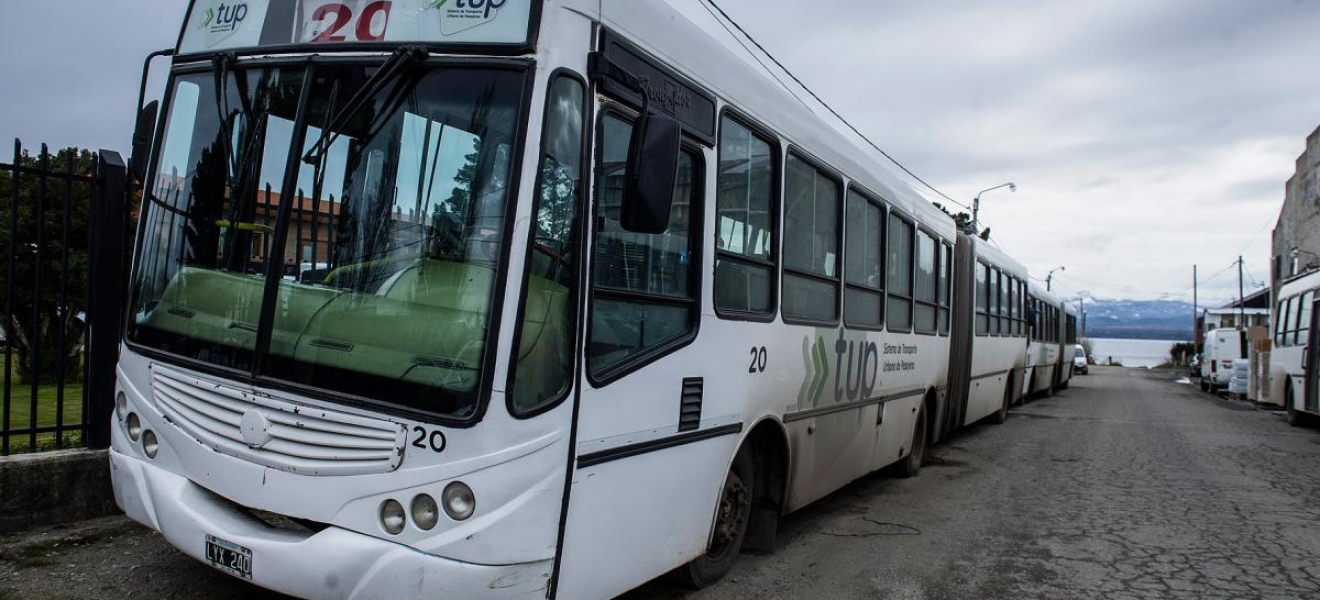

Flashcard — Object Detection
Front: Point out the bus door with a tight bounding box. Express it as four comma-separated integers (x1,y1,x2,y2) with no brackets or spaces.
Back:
1307,296,1318,413
557,99,730,599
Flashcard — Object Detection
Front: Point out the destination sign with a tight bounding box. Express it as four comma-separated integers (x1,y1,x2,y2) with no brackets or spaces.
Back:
178,0,533,55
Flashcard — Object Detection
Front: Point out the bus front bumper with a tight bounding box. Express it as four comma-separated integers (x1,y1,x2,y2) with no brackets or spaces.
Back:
109,449,551,600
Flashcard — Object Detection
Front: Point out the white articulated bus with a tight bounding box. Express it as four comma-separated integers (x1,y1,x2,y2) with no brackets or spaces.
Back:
111,1,1038,598
1060,302,1078,389
944,242,1029,428
1024,289,1064,397
1270,270,1318,423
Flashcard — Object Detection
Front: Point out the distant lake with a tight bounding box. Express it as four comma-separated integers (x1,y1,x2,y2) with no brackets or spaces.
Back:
1086,338,1189,368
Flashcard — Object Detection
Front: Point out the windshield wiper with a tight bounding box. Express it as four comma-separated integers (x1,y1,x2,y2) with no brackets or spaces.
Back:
302,45,426,166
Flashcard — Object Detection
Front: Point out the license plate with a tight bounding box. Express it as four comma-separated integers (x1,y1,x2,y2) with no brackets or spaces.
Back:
205,535,253,580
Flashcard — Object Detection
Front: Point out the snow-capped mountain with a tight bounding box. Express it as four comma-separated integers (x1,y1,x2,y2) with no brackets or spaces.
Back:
1063,297,1195,340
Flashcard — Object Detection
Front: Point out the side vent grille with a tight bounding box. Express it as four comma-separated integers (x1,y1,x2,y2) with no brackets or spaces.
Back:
679,377,704,432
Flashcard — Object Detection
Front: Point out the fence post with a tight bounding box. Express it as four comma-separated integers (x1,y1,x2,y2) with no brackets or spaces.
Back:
85,151,127,450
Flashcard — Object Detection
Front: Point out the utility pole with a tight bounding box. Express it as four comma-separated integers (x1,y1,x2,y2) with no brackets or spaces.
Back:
1078,297,1085,337
1238,256,1246,330
1193,265,1199,346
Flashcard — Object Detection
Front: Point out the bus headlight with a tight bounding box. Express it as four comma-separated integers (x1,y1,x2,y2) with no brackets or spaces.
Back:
380,499,406,535
442,482,475,521
115,392,127,421
411,494,440,531
126,413,142,442
142,430,159,459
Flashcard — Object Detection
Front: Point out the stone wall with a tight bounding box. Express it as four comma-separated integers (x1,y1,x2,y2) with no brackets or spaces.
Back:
1273,125,1320,295
0,450,117,534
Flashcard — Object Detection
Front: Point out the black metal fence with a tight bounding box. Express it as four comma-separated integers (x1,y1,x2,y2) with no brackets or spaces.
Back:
0,139,128,455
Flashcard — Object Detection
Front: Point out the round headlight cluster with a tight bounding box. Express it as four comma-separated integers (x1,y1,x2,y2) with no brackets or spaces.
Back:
380,499,407,535
442,482,476,521
411,494,440,531
142,430,159,459
378,485,476,535
126,413,142,442
115,392,127,421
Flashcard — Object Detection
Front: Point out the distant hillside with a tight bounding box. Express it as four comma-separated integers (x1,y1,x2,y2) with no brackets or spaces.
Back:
1068,298,1195,341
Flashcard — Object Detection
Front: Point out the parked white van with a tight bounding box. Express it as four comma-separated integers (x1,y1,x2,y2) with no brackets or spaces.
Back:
1201,328,1247,392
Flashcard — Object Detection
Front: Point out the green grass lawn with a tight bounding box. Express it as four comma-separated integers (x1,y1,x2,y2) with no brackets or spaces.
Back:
1,382,85,454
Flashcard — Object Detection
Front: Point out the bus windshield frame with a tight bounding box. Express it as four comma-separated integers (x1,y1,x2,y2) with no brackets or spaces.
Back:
127,55,534,425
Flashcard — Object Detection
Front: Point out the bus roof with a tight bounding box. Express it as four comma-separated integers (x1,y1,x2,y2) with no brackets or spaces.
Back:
592,1,960,242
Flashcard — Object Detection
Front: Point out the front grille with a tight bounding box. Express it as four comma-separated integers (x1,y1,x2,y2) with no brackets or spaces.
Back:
148,365,406,476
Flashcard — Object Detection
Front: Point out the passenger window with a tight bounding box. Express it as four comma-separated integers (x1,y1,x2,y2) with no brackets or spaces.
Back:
989,268,1001,335
782,154,840,323
887,214,914,331
1297,292,1313,347
1007,277,1018,337
975,263,989,336
1276,300,1289,347
998,271,1009,336
511,76,585,413
844,190,884,328
588,115,701,378
914,231,937,333
938,244,951,335
715,117,776,317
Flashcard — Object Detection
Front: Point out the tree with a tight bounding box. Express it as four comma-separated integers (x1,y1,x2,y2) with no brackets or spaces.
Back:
0,146,95,385
932,202,991,241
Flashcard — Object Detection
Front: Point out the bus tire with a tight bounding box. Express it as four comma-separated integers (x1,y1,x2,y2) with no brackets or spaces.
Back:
990,377,1011,425
892,402,928,478
1286,382,1303,427
678,445,754,589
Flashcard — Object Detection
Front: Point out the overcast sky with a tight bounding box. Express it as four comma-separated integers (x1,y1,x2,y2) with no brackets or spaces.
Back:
3,0,1318,305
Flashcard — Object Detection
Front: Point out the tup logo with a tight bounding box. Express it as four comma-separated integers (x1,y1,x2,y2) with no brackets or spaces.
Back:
200,1,250,34
430,0,508,35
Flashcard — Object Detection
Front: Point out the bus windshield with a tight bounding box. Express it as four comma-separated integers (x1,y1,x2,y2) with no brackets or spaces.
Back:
129,62,527,419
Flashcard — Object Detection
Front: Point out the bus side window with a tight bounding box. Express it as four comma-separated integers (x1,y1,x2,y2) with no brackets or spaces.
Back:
588,114,701,379
844,189,885,329
975,262,989,336
937,243,951,335
510,75,586,414
782,153,841,324
714,116,777,318
1293,292,1304,348
1275,299,1289,347
913,230,937,334
886,214,914,332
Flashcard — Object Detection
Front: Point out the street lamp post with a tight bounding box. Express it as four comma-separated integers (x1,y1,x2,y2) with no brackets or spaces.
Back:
971,182,1016,235
1047,266,1065,292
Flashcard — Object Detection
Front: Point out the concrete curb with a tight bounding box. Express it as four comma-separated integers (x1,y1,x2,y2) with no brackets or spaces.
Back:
0,449,118,535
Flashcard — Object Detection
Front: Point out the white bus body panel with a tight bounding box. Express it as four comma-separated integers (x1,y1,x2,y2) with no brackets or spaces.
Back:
1270,270,1320,413
963,243,1028,426
557,2,958,598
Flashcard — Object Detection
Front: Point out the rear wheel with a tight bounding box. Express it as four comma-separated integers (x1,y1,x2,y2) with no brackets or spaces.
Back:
990,378,1011,424
678,446,754,588
893,403,928,478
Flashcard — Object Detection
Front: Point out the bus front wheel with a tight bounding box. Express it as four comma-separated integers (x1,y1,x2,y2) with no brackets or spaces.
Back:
678,446,753,588
1286,382,1303,427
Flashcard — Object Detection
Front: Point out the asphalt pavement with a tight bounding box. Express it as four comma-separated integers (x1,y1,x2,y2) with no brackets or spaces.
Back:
5,367,1320,600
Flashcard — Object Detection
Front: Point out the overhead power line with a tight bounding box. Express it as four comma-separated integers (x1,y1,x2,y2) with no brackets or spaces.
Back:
699,0,971,211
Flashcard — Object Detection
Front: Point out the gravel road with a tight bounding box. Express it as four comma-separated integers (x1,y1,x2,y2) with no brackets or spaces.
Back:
5,367,1319,600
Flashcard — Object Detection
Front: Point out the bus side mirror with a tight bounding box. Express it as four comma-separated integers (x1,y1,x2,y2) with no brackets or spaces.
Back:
621,112,681,234
130,100,160,182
